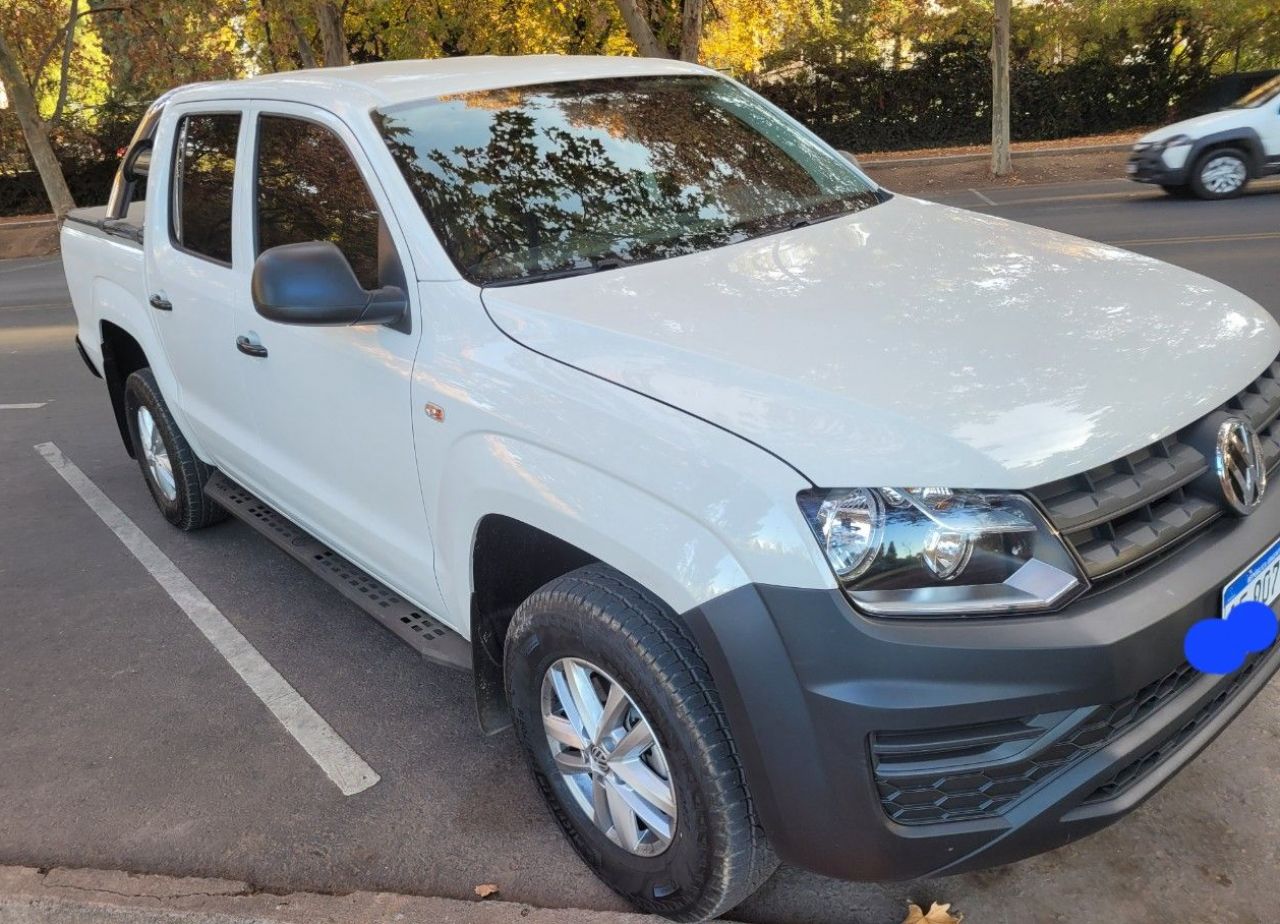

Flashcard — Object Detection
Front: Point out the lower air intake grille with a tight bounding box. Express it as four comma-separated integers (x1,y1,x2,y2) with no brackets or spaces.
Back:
1084,656,1261,804
873,661,1198,825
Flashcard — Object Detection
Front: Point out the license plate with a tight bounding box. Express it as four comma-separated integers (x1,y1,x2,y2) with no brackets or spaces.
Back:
1223,536,1280,618
1125,163,1139,174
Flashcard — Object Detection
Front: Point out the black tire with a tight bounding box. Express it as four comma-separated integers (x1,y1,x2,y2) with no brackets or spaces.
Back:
505,564,776,922
1189,147,1250,200
123,368,227,531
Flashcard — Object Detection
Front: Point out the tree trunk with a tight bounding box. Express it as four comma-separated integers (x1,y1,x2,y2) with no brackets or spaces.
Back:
679,0,703,62
258,0,280,72
51,0,80,127
0,29,76,217
285,11,318,68
315,1,348,67
615,0,670,59
991,0,1012,177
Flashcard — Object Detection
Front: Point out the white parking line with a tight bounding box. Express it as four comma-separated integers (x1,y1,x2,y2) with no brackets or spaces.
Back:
1,403,47,409
33,441,381,797
969,187,997,206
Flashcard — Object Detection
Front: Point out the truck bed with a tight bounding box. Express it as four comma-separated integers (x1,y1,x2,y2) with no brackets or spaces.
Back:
64,200,146,246
61,200,148,379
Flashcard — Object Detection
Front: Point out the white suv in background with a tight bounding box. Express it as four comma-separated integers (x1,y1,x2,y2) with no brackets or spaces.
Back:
1128,74,1280,198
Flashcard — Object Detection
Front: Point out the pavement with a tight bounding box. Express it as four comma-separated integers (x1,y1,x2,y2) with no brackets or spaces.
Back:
1,177,1279,924
0,865,670,924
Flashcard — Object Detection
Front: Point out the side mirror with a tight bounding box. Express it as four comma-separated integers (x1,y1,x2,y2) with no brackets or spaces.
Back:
251,241,407,327
122,138,152,182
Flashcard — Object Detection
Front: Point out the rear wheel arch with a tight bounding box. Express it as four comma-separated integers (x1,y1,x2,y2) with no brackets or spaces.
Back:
100,320,150,458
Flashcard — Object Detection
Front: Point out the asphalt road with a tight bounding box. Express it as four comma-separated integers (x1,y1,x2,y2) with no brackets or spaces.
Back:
2,177,1279,924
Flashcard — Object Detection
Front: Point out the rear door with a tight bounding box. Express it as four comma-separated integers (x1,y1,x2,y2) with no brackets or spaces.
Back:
144,103,259,472
228,102,446,618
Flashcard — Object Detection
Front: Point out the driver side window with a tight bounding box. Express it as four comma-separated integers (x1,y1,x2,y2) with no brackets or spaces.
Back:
254,115,383,289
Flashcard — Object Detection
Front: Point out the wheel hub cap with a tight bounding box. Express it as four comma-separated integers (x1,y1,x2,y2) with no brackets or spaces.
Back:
1202,156,1245,194
136,406,178,502
541,657,677,857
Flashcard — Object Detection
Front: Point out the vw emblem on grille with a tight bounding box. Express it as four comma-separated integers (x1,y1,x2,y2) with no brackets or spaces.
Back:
1216,418,1267,516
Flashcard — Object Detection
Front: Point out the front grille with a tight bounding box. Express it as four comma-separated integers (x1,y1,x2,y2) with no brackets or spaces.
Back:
1030,355,1280,583
1084,655,1262,804
873,661,1198,825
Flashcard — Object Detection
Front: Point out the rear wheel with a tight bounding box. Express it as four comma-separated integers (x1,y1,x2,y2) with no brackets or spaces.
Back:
1189,148,1250,199
124,368,226,530
505,564,776,922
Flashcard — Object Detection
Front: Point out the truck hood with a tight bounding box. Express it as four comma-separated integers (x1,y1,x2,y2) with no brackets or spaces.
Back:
1139,109,1256,143
481,196,1280,489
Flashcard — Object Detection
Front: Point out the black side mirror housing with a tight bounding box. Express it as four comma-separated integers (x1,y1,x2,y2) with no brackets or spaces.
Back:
251,241,407,327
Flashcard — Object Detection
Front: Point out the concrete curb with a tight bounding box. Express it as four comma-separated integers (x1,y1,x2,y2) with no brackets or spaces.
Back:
0,866,703,924
859,141,1132,168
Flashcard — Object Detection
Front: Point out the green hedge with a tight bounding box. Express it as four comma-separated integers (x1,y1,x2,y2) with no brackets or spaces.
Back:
751,42,1211,152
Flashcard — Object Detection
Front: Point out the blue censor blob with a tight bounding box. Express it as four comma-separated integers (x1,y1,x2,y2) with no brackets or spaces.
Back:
1184,602,1279,675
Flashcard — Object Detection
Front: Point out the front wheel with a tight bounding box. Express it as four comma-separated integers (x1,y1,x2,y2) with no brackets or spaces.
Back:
1189,148,1250,199
505,565,776,922
123,368,226,531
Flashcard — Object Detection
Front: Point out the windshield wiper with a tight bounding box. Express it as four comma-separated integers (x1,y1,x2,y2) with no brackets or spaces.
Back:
480,252,636,288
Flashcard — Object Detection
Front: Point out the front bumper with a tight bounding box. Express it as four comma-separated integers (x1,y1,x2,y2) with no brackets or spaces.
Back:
1127,147,1187,185
683,487,1280,881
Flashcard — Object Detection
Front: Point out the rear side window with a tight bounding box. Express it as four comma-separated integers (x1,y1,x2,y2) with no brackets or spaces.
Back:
255,116,382,289
171,113,241,264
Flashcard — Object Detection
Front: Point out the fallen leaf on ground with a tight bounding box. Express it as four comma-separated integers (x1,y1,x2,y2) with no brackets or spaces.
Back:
903,901,961,924
474,883,500,899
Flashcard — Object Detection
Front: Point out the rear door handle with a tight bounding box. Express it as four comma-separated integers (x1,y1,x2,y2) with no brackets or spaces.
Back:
236,335,268,358
148,294,172,311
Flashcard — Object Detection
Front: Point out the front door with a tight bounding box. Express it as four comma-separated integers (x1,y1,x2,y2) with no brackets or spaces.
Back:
228,102,446,619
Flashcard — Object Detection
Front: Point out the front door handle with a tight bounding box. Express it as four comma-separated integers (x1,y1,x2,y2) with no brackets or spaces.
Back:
149,294,172,311
236,335,268,358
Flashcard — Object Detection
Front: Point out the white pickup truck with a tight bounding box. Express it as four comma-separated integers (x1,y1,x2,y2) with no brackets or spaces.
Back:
63,56,1280,922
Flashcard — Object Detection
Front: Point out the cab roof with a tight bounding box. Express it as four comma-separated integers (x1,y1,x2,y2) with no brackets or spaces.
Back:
167,55,716,111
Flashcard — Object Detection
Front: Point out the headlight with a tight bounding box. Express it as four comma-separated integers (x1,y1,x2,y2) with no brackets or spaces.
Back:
798,488,1087,617
1158,134,1192,150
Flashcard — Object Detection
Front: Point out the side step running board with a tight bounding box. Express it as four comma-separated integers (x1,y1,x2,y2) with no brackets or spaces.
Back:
205,471,471,671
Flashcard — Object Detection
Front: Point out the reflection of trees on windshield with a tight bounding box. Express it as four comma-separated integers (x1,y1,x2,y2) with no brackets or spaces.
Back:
374,77,878,283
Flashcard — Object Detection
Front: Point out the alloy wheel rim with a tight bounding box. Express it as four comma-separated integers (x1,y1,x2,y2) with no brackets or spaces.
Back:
540,657,677,857
136,406,178,502
1201,156,1246,194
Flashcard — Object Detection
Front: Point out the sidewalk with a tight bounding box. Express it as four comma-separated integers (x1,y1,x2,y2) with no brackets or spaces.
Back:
0,866,695,924
0,215,58,260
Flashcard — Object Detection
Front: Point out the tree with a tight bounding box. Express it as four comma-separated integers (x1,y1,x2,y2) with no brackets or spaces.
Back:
0,19,75,216
615,0,671,58
991,0,1011,175
613,0,705,61
315,1,349,66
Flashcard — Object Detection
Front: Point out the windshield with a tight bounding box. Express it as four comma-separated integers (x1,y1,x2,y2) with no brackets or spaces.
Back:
1230,74,1280,108
373,75,881,285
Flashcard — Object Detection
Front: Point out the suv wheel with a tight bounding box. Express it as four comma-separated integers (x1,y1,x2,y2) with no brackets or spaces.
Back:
1190,148,1249,199
124,368,227,530
505,564,776,922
